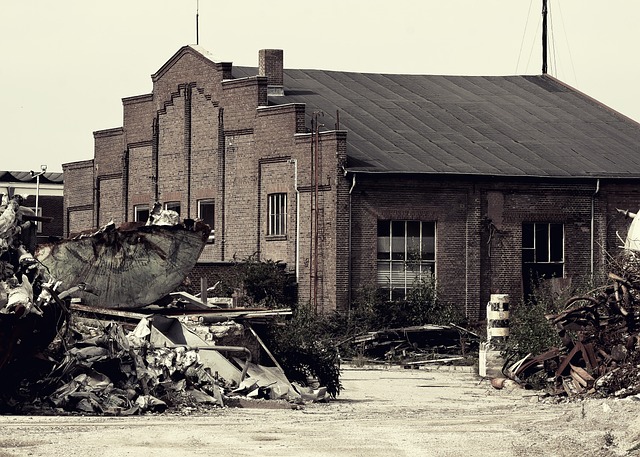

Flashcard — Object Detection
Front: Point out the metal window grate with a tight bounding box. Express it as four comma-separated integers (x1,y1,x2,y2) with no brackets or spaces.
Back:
268,193,287,236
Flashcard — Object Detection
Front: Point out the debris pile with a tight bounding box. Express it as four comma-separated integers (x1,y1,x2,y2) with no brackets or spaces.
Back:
0,195,70,372
350,324,478,366
3,313,326,415
505,253,640,398
0,197,328,415
21,320,227,415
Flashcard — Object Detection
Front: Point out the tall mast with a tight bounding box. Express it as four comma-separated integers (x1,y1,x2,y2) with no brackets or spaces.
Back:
196,0,200,45
542,0,548,74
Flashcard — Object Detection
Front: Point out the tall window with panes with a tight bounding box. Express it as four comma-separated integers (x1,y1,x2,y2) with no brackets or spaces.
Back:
268,193,287,236
522,222,564,298
377,220,436,300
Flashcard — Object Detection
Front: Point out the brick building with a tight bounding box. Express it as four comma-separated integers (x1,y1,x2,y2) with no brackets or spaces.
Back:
1,171,64,243
63,45,640,319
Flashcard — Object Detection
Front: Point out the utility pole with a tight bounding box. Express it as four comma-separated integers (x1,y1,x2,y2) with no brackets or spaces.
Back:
196,0,199,45
542,0,548,74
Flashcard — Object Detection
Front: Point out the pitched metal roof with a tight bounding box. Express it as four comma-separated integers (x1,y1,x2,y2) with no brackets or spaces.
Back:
233,66,640,179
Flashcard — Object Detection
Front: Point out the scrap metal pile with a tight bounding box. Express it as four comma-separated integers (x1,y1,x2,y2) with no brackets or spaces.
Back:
351,324,479,366
505,252,640,398
1,315,320,415
0,198,325,414
0,195,70,372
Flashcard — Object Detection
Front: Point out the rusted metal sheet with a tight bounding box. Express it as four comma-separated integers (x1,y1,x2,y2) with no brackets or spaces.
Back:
35,219,210,309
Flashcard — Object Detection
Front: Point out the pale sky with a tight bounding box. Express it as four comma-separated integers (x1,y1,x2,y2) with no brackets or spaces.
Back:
1,0,639,173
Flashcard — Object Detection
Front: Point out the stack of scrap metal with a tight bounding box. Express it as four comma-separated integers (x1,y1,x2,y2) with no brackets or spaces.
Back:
505,256,640,398
351,324,478,365
0,195,70,373
2,315,322,415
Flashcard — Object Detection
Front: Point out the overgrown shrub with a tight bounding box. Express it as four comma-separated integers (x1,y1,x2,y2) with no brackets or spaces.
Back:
504,277,591,360
350,276,466,331
266,303,342,398
205,254,297,308
240,257,296,308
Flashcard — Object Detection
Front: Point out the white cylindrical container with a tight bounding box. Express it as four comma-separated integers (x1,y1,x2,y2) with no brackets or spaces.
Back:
487,293,510,345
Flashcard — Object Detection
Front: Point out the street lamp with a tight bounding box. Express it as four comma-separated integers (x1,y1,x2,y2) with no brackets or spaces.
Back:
30,164,47,224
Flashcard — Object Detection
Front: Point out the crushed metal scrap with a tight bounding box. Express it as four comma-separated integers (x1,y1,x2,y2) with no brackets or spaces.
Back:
2,315,321,415
504,209,640,398
349,324,479,366
0,194,71,372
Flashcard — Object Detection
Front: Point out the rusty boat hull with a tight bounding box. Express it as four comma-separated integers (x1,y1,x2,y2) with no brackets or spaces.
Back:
35,220,210,309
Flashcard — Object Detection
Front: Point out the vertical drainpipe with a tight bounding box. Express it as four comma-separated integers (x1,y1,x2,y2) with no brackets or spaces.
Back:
314,117,320,312
152,117,159,202
348,172,356,314
95,177,101,228
465,189,469,319
218,108,225,260
309,117,314,305
591,178,600,279
123,149,129,222
185,84,192,219
290,158,300,282
257,161,262,258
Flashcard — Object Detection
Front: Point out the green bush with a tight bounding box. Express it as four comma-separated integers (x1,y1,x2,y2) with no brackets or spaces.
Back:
204,254,297,308
266,303,342,398
503,277,587,360
240,257,296,308
350,276,466,330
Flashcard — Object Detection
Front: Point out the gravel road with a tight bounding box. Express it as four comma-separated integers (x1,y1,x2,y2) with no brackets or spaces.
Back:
0,365,638,457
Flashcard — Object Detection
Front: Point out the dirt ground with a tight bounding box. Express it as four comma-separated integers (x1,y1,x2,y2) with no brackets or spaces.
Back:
1,364,639,457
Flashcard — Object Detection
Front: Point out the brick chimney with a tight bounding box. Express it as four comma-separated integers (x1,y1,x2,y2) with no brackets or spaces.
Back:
259,49,284,96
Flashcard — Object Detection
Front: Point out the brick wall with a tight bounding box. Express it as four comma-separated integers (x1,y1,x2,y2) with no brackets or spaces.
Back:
127,145,153,219
62,159,94,235
83,46,347,312
350,175,611,320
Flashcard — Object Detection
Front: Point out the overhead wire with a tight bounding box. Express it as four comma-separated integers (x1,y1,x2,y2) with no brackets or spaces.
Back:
549,0,558,77
515,0,535,73
525,13,542,74
556,0,579,85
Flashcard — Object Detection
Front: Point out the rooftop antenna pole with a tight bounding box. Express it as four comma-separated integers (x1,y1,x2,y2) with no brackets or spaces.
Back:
196,0,199,45
542,0,548,74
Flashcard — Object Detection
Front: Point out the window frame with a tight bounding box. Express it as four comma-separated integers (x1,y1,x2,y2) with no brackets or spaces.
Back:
164,201,181,215
267,192,287,237
522,222,565,297
197,199,215,244
376,220,436,300
134,204,150,223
